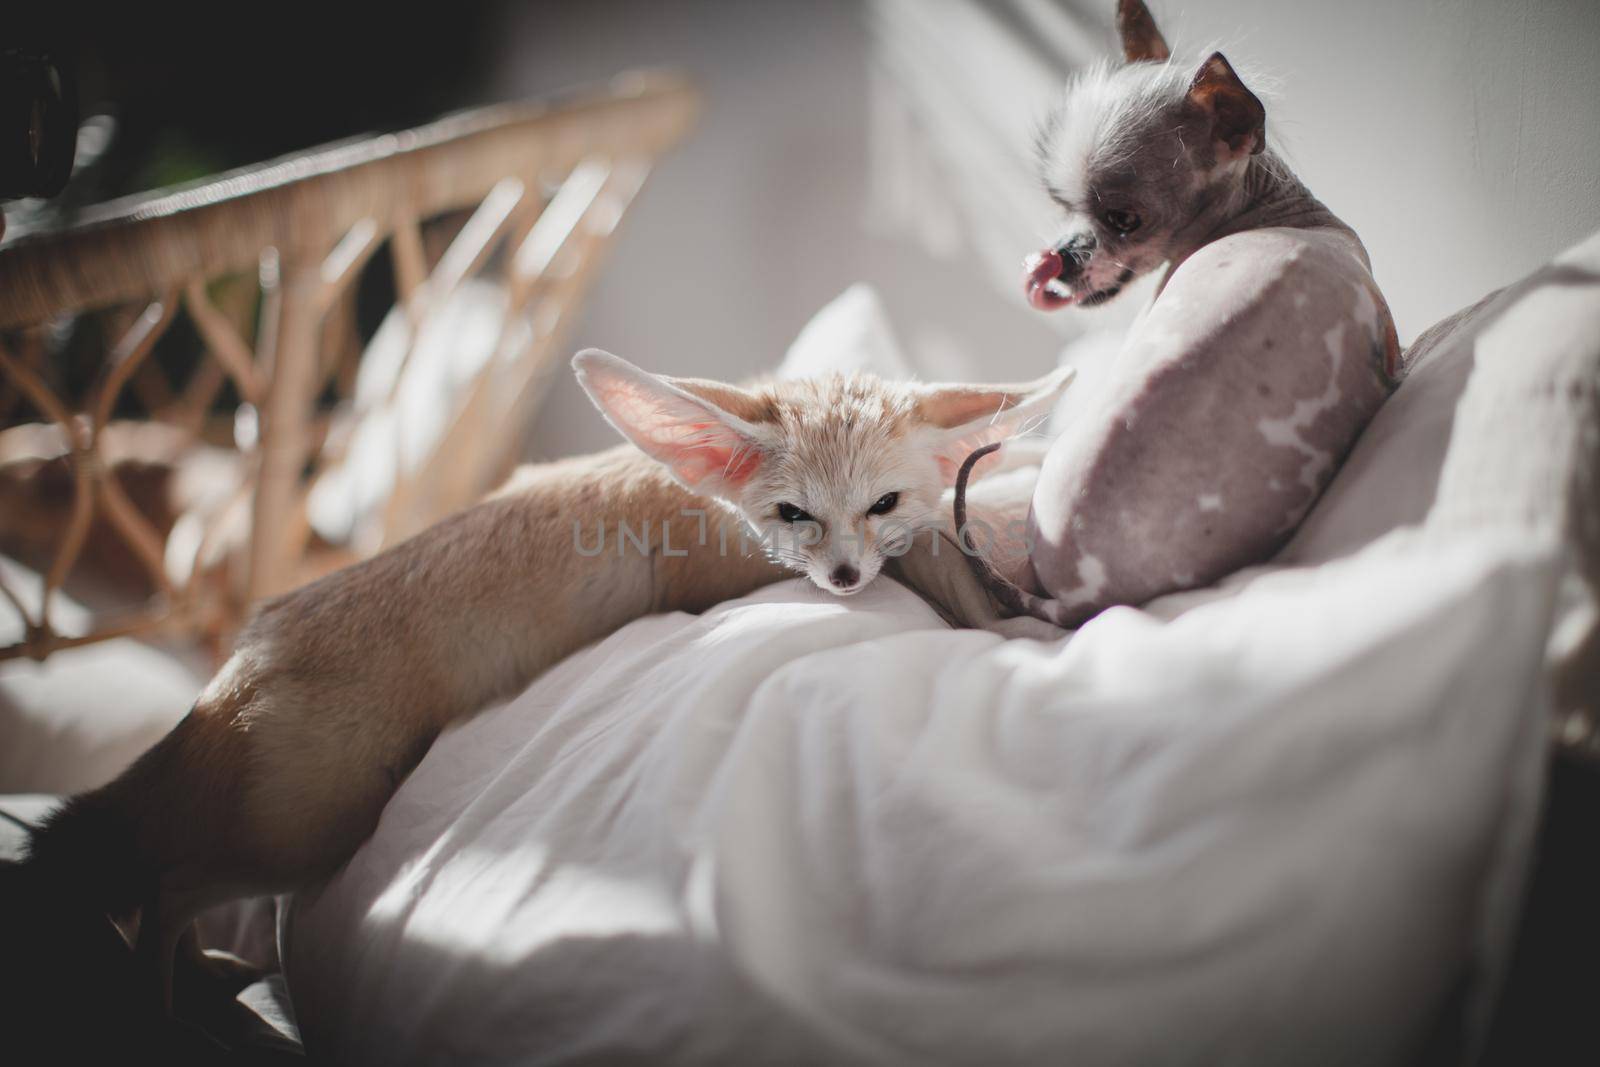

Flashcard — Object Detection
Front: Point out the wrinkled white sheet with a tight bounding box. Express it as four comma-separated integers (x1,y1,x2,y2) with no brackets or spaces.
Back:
284,523,1557,1065
286,230,1600,1063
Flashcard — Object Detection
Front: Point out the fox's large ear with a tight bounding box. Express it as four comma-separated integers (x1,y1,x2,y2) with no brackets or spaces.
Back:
573,349,771,497
915,364,1075,486
1186,52,1265,159
1117,0,1170,63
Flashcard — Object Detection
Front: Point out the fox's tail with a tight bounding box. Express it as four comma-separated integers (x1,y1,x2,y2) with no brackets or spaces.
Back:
951,442,1081,629
20,703,240,924
26,792,146,914
22,749,167,921
3,784,163,1057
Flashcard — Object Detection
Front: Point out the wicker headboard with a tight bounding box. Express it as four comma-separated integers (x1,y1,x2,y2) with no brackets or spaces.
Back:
0,72,699,663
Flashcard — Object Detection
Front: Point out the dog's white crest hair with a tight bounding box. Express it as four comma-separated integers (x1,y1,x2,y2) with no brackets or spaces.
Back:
1035,58,1190,196
1034,48,1283,195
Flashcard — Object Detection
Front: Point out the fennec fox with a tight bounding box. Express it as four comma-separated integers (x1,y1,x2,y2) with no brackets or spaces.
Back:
19,349,1070,1020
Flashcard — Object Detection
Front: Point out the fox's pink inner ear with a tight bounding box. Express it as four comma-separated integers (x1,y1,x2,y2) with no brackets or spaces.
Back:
1187,52,1266,158
662,423,764,489
1117,0,1170,63
933,416,1030,487
599,383,765,491
934,446,1004,487
574,350,766,494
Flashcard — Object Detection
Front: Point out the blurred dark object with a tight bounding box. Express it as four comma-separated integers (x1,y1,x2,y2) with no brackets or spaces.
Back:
1,7,505,247
0,47,76,199
52,8,500,201
1481,752,1600,1067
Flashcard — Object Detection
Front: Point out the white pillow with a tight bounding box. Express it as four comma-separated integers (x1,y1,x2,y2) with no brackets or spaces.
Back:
775,284,915,381
1285,229,1600,568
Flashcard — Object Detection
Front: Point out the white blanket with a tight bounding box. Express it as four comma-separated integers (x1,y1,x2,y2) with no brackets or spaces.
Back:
284,524,1556,1065
284,233,1600,1063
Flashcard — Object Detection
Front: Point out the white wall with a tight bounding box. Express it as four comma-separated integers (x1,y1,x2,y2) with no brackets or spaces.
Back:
494,1,1600,459
495,0,1066,460
1146,0,1600,340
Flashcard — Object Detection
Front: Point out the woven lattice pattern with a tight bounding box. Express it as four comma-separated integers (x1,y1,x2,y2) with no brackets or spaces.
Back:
0,75,698,662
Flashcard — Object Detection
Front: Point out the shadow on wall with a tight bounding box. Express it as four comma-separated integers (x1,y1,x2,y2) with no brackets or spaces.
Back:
489,0,1600,460
493,0,1086,463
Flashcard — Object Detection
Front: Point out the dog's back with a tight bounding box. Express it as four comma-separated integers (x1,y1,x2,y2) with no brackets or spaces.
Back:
1023,226,1401,624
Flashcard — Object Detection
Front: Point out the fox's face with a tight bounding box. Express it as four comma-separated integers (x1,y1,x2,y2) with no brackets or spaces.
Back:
730,377,962,594
575,351,1071,596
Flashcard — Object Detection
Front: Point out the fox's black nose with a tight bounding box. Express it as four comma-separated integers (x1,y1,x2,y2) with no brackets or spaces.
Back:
829,564,860,589
1055,234,1095,279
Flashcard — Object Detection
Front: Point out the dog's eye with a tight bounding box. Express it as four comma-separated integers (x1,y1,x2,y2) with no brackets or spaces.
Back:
777,502,813,524
867,492,899,516
1101,209,1141,235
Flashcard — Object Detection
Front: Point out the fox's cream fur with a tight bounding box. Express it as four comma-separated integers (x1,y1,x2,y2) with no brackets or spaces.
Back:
21,350,1069,1019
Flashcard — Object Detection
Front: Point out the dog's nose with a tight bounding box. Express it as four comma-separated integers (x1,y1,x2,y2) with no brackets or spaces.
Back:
1055,234,1095,279
829,564,860,589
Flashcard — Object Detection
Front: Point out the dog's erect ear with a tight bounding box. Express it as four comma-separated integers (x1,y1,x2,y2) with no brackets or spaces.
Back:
1186,52,1266,159
915,365,1075,486
1116,0,1170,63
573,349,772,497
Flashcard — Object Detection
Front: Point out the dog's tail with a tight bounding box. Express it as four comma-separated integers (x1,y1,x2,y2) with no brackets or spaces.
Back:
952,442,1082,629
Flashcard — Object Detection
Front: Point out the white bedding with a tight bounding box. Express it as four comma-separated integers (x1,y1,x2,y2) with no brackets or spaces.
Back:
284,233,1599,1064
285,529,1556,1065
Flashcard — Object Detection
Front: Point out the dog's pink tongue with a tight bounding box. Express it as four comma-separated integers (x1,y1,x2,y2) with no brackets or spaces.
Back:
1024,251,1073,311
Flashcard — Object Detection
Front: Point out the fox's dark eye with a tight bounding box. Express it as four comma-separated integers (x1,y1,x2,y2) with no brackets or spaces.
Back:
867,492,899,516
1100,209,1141,235
777,502,813,524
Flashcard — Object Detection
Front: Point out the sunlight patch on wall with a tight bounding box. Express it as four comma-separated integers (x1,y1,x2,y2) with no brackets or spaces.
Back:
865,0,1107,328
